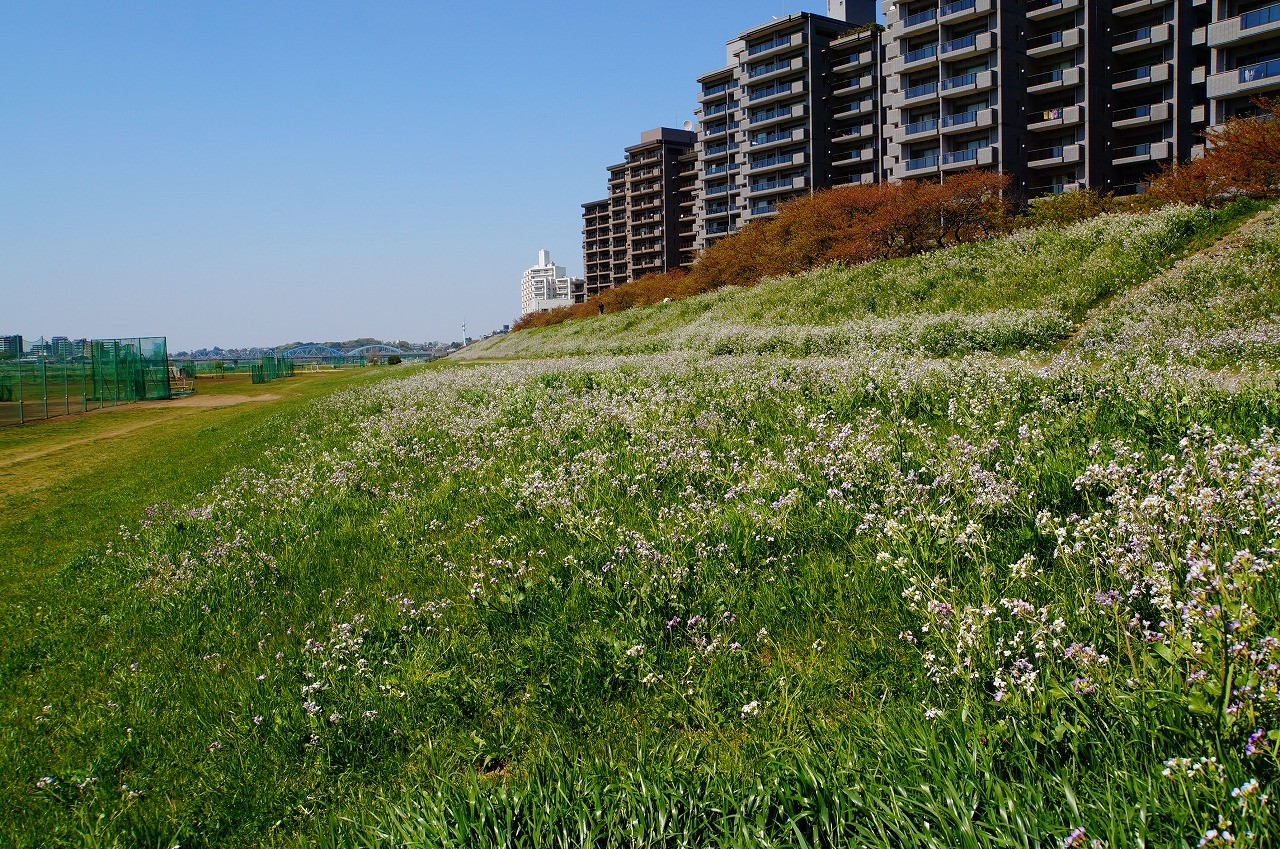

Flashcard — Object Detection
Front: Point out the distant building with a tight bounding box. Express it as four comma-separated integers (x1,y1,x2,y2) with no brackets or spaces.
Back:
50,336,74,358
520,249,579,316
581,127,699,302
0,335,20,360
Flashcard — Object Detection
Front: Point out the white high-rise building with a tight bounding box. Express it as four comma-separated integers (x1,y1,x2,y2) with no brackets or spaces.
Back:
520,249,578,316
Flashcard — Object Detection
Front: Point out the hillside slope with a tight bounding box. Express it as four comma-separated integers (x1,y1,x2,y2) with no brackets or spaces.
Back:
7,204,1280,848
467,203,1270,361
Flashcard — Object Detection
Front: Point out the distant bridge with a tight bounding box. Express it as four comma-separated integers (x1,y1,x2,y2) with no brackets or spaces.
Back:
282,344,406,359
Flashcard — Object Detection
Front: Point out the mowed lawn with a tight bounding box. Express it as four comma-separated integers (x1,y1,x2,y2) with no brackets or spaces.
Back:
0,367,398,600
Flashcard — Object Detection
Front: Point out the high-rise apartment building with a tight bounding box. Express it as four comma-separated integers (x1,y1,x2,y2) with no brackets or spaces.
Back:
692,1,882,251
520,250,578,317
879,0,1266,196
581,199,612,302
579,128,697,298
572,1,1278,305
1206,1,1280,124
882,0,1011,185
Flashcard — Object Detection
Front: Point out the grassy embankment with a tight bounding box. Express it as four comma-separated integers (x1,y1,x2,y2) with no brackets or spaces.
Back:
4,204,1280,847
464,202,1266,360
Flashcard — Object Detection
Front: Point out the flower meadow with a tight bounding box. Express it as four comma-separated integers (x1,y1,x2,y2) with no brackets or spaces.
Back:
3,205,1280,847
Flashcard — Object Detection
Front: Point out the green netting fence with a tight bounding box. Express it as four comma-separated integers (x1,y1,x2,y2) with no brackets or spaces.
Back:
250,356,295,385
0,337,171,426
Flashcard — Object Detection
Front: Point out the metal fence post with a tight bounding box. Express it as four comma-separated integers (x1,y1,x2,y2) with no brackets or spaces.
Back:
16,361,23,425
41,358,48,420
82,360,88,412
112,346,120,406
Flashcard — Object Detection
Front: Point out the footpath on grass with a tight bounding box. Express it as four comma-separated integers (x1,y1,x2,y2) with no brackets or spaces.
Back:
0,367,397,599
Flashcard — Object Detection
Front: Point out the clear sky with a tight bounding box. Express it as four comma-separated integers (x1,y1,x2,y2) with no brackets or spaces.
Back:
2,1,874,350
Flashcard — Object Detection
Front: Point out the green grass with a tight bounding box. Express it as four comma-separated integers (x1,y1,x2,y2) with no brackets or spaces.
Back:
4,206,1280,847
0,368,393,598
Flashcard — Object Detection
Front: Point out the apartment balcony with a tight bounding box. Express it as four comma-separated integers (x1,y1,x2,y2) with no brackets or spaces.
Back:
940,68,997,98
1028,65,1082,93
1112,140,1171,165
1191,102,1207,124
699,101,737,121
900,79,941,106
898,6,939,36
1027,103,1084,131
1112,0,1172,16
1114,62,1171,90
833,98,875,120
940,0,994,24
940,144,997,171
747,174,808,198
832,122,876,144
897,153,942,178
1028,179,1086,197
841,171,880,186
1207,58,1280,99
1028,27,1083,58
1209,3,1280,47
940,30,995,61
748,80,807,110
899,116,940,141
1113,22,1173,54
941,106,998,134
745,55,805,85
745,30,805,63
697,81,736,103
700,204,735,222
745,150,805,176
1027,143,1083,168
832,75,875,97
1027,0,1083,22
698,121,741,142
748,126,808,153
900,42,940,72
830,50,875,75
832,146,878,167
1112,100,1171,128
749,102,805,131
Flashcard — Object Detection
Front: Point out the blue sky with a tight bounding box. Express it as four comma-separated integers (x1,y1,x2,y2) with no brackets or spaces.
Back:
2,1,871,349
